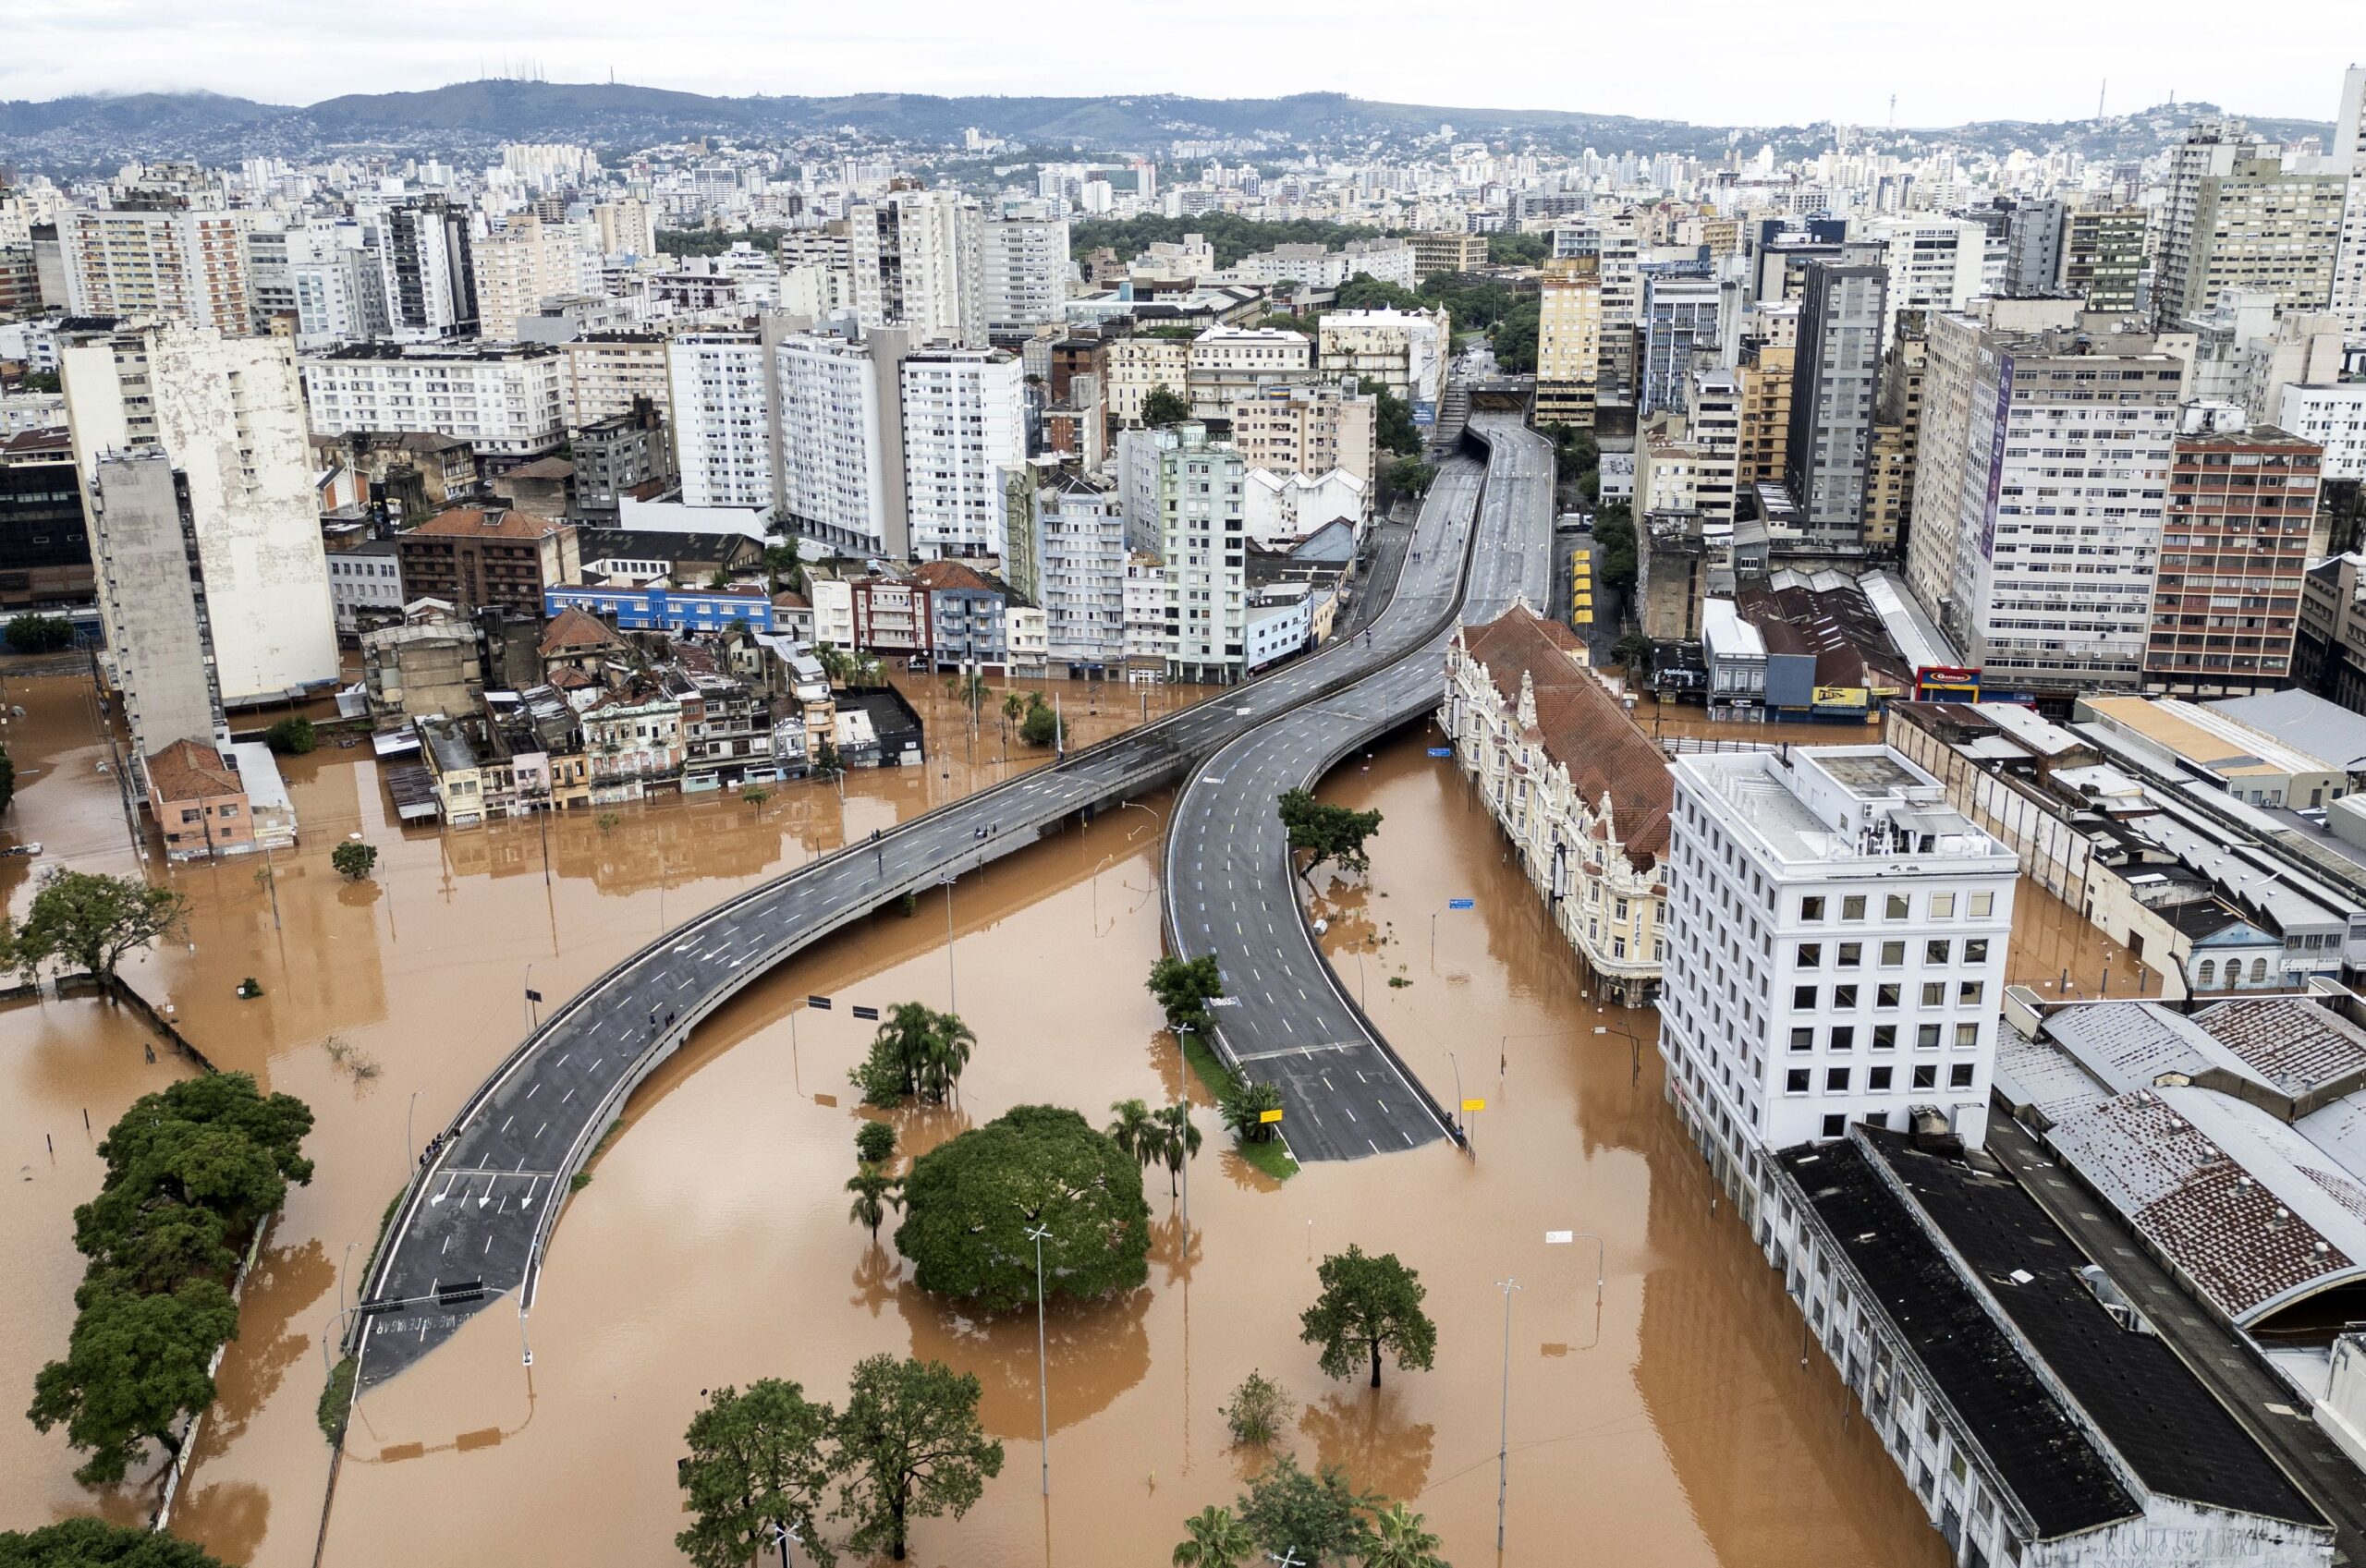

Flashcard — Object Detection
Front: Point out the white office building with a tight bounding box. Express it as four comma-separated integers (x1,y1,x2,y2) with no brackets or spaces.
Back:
1030,472,1128,675
667,331,772,510
472,216,593,339
2278,381,2366,481
1317,308,1447,411
1186,326,1312,420
302,340,566,458
57,206,254,336
982,208,1070,333
899,348,1025,558
2332,67,2366,334
1861,216,1987,351
1657,745,2018,1213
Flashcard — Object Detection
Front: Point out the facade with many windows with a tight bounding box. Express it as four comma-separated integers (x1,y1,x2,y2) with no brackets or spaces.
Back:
1657,745,2018,1219
1440,605,1671,1004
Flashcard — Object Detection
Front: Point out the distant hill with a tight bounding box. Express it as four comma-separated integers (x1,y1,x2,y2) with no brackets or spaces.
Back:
0,79,2333,175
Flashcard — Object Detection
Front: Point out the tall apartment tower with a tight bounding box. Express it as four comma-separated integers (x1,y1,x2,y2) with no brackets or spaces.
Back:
2331,67,2366,334
1154,424,1247,684
2153,122,2346,327
60,322,337,760
848,188,986,348
1640,272,1719,416
2058,206,2149,316
57,205,253,336
1534,259,1604,429
377,197,479,338
1905,301,2187,698
1785,260,1886,546
2142,415,2323,697
666,330,773,510
82,454,229,790
898,347,1027,559
982,205,1070,334
767,322,909,558
1656,745,2017,1216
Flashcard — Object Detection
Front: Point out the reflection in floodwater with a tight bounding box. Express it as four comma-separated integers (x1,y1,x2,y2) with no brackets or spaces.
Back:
5,656,1953,1566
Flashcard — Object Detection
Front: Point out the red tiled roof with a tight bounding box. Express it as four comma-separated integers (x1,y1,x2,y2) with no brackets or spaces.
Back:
539,605,623,657
910,559,1000,594
1457,606,1672,868
409,506,573,541
145,738,240,803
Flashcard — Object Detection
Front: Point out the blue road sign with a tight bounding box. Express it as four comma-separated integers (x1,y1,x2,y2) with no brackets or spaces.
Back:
1448,898,1476,910
1427,747,1452,757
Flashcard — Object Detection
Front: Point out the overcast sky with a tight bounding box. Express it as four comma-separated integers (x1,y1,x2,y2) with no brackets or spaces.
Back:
4,0,2352,130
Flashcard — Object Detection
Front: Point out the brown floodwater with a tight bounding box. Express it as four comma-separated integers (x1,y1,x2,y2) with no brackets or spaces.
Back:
309,722,1945,1568
0,665,1214,1564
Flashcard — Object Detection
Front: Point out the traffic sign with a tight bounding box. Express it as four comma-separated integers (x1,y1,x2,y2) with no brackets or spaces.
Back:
1258,1108,1285,1124
1447,897,1475,910
1545,1231,1574,1245
851,1004,880,1021
1427,747,1452,757
1461,1098,1487,1113
807,995,832,1010
524,988,543,1003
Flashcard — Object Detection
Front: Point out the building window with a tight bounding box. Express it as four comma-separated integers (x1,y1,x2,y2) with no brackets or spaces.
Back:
1793,986,1818,1009
1876,983,1902,1009
1842,894,1867,921
1917,1024,1942,1050
1912,1064,1938,1089
1872,1025,1897,1051
1826,1068,1850,1092
1969,892,1994,918
1869,1065,1894,1090
1790,1027,1814,1052
1787,1069,1811,1094
1833,984,1859,1009
1881,941,1906,966
1830,1026,1855,1051
1931,893,1957,918
1836,942,1862,968
1964,939,1989,964
1949,1064,1976,1089
1921,981,1945,1006
1955,1023,1980,1049
1822,1114,1847,1138
1925,940,1952,965
1958,981,1983,1006
2198,959,2216,987
2249,957,2267,983
1885,893,1910,921
1800,895,1826,921
1798,942,1823,968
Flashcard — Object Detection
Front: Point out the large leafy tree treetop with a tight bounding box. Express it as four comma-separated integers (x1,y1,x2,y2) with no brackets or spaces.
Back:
895,1104,1150,1311
1277,789,1384,886
9,871,189,991
1139,384,1190,429
0,1516,230,1567
1147,953,1225,1036
1235,1454,1379,1566
27,1279,238,1486
675,1380,837,1568
1299,1245,1438,1390
832,1355,1003,1563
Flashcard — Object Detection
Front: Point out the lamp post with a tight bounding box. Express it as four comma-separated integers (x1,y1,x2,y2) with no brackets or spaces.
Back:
1495,1276,1523,1552
763,1519,805,1568
942,872,959,1013
406,1088,421,1170
1026,1219,1053,1496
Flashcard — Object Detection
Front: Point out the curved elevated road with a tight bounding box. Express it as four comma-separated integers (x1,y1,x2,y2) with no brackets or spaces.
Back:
351,408,1530,1385
1163,415,1554,1161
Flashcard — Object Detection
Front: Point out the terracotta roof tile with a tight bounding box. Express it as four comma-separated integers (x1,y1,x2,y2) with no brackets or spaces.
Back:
1457,606,1672,868
539,605,623,657
145,738,240,803
409,506,573,541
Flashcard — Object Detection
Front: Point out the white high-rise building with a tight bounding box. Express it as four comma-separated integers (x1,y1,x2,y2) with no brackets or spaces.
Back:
982,207,1070,333
899,347,1025,557
1153,423,1247,684
769,323,908,556
1860,215,1986,350
668,330,772,509
302,341,565,458
287,225,388,347
60,322,338,731
2329,67,2366,333
373,198,478,339
57,206,253,335
1657,745,2018,1213
848,188,985,348
592,197,655,260
1905,301,2187,696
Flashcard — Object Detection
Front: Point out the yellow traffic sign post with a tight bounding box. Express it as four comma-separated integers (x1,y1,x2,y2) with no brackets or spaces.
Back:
1258,1108,1284,1124
1462,1097,1486,1155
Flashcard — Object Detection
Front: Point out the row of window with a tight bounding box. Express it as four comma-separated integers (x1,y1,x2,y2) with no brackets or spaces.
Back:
1791,1021,1982,1052
1798,889,1996,924
1786,1062,1976,1095
1795,980,1985,1011
1797,938,1989,968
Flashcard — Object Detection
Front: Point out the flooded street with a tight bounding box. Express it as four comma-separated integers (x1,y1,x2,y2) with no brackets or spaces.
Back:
312,722,1942,1568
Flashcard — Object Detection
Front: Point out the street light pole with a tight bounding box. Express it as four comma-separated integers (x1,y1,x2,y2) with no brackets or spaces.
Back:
1495,1276,1522,1552
943,873,958,1013
1027,1220,1052,1496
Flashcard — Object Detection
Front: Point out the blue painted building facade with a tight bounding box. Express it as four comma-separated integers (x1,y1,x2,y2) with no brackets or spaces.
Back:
543,585,781,635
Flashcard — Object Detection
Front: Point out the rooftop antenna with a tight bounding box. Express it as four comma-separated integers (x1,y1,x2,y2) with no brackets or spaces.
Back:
2098,79,2107,120
1888,93,1896,128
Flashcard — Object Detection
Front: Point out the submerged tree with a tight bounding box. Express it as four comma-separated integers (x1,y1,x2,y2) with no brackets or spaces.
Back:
1299,1245,1437,1391
832,1355,1003,1562
674,1380,837,1568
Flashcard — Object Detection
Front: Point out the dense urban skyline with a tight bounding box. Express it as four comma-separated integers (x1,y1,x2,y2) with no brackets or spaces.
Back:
1,0,2350,129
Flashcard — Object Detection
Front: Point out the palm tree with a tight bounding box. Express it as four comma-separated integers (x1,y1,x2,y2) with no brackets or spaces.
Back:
1153,1101,1202,1198
914,1009,978,1102
1171,1504,1256,1567
846,1164,903,1241
873,1003,939,1099
1107,1097,1157,1169
1001,691,1025,747
1362,1502,1445,1568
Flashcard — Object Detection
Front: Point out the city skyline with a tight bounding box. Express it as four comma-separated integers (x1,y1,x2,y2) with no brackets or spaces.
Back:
3,0,2352,132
